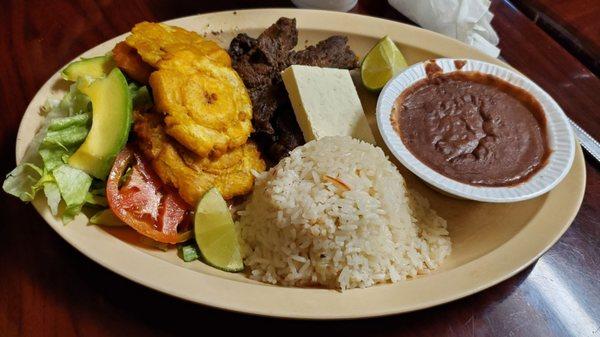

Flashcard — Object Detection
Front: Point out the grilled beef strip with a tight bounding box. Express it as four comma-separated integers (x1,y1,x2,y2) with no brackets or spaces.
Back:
229,17,359,162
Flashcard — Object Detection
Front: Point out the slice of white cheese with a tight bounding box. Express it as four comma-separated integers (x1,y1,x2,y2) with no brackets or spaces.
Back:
281,65,375,144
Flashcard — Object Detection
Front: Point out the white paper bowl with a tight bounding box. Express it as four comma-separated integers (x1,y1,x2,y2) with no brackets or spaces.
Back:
376,58,576,202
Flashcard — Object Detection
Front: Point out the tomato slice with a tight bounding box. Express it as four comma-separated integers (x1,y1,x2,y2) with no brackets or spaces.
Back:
106,146,192,244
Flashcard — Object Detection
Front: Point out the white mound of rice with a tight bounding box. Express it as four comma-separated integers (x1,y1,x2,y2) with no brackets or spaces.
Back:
238,136,451,290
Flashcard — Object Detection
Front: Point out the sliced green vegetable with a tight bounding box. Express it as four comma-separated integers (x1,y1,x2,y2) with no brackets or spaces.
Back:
85,193,108,207
61,55,116,81
90,209,126,227
68,68,133,179
129,83,153,111
179,243,201,262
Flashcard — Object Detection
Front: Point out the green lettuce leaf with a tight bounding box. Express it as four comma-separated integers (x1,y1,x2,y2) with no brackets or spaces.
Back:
3,78,98,223
2,164,44,202
20,80,91,166
53,165,92,208
90,208,126,227
129,83,152,111
52,165,93,223
57,80,92,117
85,193,108,207
39,113,91,171
43,181,61,215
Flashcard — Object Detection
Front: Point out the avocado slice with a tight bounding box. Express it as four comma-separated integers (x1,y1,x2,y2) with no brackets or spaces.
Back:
61,55,116,81
68,68,132,179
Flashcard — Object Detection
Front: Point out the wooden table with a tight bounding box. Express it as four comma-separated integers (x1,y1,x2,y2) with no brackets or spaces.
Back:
1,1,598,336
512,0,600,75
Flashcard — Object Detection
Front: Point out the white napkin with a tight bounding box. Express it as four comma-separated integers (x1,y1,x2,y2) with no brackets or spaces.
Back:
388,0,500,57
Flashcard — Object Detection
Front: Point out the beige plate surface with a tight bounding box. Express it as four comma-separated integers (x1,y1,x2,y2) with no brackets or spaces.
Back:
15,9,586,319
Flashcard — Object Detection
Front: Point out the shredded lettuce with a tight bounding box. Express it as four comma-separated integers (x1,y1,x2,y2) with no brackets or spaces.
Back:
3,75,151,224
43,182,61,215
39,113,91,171
57,80,92,116
2,164,45,202
53,165,92,208
20,80,91,166
53,165,93,223
3,79,94,223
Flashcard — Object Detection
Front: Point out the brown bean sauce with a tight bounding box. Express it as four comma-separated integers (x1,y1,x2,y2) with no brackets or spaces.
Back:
454,59,466,70
391,61,550,186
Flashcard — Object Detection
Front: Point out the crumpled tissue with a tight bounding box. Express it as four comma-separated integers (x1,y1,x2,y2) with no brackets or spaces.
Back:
388,0,500,57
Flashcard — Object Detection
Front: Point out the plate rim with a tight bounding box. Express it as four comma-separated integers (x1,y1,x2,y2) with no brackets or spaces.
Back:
14,8,587,319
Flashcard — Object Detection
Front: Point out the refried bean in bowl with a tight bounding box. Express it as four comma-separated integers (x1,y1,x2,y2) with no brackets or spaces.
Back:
376,58,576,202
390,62,550,187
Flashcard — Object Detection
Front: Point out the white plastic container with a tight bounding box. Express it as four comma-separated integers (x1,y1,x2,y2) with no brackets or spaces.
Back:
376,58,576,202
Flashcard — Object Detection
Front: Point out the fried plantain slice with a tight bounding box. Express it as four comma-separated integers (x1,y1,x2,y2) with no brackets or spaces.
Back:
134,111,265,205
125,22,231,68
112,41,154,84
149,51,253,157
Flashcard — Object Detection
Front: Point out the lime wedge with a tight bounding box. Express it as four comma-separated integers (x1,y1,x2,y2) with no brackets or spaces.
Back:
360,36,408,91
194,188,244,272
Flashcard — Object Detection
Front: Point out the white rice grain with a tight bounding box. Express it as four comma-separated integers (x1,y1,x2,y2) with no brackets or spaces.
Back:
238,136,451,290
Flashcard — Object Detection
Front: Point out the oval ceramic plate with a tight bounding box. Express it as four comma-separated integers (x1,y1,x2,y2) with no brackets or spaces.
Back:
15,9,586,319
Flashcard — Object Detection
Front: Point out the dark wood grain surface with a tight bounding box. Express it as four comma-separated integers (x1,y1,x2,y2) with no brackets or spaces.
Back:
512,0,600,75
1,0,598,336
